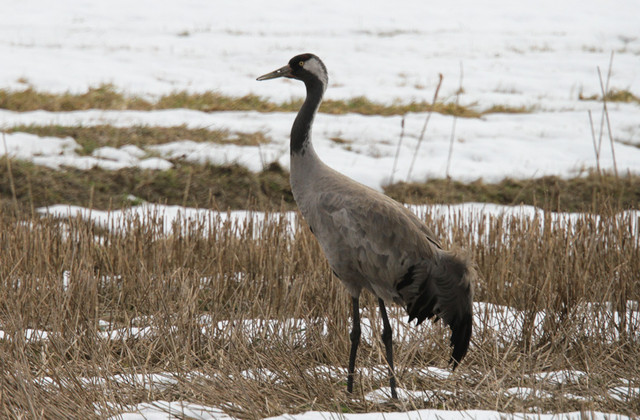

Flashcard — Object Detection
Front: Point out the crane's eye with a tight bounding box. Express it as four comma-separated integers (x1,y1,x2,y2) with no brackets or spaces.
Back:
299,61,305,67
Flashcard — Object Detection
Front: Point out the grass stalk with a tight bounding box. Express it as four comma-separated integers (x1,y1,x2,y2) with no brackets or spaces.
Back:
406,74,443,182
2,132,19,213
389,115,405,185
587,110,601,177
597,59,618,179
445,62,463,179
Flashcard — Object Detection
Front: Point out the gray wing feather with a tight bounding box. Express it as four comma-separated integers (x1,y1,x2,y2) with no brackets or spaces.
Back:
299,176,441,300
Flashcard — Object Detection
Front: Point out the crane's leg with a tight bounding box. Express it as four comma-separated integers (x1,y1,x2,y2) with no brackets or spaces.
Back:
347,296,361,394
378,298,398,399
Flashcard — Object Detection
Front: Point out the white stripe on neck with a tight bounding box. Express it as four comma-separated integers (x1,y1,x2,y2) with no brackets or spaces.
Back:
305,57,328,88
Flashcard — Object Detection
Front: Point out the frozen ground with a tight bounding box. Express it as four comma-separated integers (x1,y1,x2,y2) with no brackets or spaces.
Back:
2,0,639,418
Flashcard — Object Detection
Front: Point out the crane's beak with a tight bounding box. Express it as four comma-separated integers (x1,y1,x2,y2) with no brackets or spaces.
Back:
257,64,292,81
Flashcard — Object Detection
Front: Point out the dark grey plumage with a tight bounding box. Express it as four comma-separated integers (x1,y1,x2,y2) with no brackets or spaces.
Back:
258,53,475,397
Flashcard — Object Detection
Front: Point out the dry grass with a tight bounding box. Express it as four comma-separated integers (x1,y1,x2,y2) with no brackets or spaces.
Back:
1,85,523,117
385,171,640,213
482,104,534,114
0,160,293,215
579,88,640,104
0,204,638,418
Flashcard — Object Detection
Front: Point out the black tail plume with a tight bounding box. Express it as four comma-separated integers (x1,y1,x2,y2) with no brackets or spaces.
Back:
397,251,475,369
449,311,473,369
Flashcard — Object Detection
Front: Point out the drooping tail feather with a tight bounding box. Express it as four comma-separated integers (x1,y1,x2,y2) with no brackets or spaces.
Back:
449,311,473,369
397,251,475,368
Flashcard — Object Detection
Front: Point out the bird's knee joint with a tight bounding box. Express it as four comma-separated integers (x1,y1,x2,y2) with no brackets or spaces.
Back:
381,327,392,342
350,326,361,342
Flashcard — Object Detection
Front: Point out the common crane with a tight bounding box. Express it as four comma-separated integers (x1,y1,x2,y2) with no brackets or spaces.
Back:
257,53,475,398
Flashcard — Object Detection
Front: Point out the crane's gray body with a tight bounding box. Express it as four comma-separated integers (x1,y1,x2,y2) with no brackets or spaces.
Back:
291,141,473,335
292,148,436,302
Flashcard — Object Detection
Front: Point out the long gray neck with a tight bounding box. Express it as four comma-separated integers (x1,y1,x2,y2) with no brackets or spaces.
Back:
291,80,325,156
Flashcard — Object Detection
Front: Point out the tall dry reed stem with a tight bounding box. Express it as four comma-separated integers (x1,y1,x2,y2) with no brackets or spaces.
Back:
406,74,443,182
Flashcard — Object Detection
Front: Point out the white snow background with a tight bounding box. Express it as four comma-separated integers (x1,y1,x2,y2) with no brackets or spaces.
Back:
1,0,639,419
1,0,640,188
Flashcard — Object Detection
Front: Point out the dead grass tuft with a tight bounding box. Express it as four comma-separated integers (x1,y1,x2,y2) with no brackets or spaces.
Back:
482,104,535,114
579,88,640,104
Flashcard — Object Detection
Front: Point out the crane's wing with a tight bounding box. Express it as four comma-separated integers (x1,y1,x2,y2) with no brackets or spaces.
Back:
309,186,440,285
315,181,441,249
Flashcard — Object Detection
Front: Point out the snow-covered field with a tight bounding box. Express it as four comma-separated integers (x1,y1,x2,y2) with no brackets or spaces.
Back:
2,0,639,105
2,0,640,419
1,0,640,189
2,107,640,189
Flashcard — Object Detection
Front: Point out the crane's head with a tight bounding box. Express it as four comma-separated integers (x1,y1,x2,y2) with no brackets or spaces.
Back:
257,53,328,88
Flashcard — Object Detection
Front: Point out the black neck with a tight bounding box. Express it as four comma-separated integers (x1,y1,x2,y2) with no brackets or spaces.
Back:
291,80,324,155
